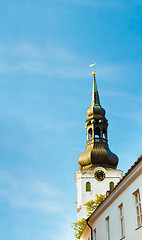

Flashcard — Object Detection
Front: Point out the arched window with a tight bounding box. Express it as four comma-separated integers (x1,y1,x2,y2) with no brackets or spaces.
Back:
94,127,100,141
103,128,106,139
110,182,114,190
86,182,91,191
88,128,92,139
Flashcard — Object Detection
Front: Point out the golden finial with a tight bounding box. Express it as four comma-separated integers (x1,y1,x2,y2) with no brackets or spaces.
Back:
89,61,96,75
92,71,96,75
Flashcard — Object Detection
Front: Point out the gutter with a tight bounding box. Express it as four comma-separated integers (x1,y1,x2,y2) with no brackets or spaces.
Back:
86,220,93,240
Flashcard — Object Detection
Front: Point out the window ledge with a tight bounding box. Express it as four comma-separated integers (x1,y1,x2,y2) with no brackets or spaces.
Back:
135,225,142,231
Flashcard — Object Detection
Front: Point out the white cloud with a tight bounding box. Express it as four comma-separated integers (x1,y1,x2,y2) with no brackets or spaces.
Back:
83,0,141,7
97,64,126,80
53,219,74,240
16,61,47,73
0,41,140,81
102,89,142,102
1,41,79,61
135,0,142,5
56,0,130,8
123,112,142,124
12,198,63,213
32,181,63,198
0,170,65,213
0,42,86,77
8,42,43,58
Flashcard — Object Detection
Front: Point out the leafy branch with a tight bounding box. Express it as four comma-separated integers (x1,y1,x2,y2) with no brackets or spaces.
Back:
71,218,86,240
72,194,105,239
83,194,105,216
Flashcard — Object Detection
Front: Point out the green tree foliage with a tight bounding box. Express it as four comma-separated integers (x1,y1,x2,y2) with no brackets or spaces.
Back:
72,194,105,239
83,194,105,216
71,218,86,239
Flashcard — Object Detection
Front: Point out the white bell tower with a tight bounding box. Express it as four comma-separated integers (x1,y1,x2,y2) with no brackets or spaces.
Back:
76,167,122,220
76,68,123,220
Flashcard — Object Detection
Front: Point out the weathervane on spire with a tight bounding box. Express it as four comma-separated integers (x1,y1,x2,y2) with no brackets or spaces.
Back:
89,61,96,76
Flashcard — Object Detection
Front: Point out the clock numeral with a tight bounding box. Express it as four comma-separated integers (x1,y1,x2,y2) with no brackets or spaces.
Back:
95,170,105,181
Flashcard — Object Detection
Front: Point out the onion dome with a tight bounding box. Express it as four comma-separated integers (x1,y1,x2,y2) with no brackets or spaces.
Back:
78,71,119,170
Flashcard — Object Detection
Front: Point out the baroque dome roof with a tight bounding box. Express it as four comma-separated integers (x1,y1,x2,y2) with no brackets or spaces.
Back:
78,71,119,170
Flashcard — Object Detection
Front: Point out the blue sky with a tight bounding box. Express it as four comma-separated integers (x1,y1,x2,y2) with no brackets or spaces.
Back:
0,1,142,240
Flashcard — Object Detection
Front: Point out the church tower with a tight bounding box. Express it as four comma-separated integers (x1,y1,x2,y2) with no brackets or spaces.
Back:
76,68,123,220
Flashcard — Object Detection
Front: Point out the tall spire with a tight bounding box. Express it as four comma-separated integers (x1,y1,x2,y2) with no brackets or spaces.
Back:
78,67,119,170
91,71,100,107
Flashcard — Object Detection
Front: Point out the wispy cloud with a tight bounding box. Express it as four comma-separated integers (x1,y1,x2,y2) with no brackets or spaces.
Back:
1,42,79,61
122,111,142,124
32,181,63,198
0,41,141,83
0,170,65,213
12,198,63,213
57,0,134,8
0,42,87,78
133,0,142,5
0,42,133,80
53,218,74,240
97,64,126,80
102,89,142,102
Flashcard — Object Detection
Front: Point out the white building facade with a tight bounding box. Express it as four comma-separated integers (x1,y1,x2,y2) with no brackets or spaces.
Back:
80,156,142,240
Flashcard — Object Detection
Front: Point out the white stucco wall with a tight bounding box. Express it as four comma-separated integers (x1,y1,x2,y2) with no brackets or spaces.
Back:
76,167,123,220
80,161,142,240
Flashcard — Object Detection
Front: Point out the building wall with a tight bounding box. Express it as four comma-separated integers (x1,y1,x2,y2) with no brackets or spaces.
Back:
81,166,142,240
76,167,123,220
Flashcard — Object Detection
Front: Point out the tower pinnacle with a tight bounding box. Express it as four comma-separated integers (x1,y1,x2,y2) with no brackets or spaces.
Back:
89,61,100,107
78,69,119,170
91,72,100,107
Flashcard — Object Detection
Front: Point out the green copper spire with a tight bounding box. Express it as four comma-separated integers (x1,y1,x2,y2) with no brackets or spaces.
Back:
78,69,119,170
91,73,100,107
89,61,101,107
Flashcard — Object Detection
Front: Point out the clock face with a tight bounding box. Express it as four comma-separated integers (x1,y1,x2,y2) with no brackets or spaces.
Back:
95,170,105,181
